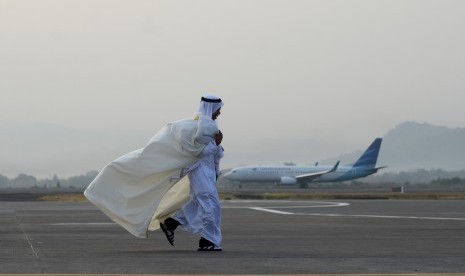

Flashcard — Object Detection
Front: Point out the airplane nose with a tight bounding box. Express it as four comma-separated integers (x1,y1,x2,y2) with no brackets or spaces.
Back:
223,171,234,180
223,171,232,179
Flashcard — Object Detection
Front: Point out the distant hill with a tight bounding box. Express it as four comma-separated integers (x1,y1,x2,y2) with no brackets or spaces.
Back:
325,122,465,172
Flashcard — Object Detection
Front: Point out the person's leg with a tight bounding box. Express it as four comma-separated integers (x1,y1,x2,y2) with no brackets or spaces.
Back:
160,217,180,246
199,193,222,245
195,193,222,251
165,217,180,230
160,173,197,247
172,194,223,250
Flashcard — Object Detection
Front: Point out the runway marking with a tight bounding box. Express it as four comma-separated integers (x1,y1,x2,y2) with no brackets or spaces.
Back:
302,213,465,221
3,273,465,276
22,228,39,259
250,208,465,221
265,201,350,208
249,202,350,214
249,207,295,215
223,201,350,209
49,223,115,226
15,214,47,272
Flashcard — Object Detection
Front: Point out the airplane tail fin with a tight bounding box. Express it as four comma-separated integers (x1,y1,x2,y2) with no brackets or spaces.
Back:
352,138,382,168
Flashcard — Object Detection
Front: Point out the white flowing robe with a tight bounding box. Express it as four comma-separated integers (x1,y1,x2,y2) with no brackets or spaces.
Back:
84,116,218,238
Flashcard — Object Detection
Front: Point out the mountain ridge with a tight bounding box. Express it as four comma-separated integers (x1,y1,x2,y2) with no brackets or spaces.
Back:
325,121,465,172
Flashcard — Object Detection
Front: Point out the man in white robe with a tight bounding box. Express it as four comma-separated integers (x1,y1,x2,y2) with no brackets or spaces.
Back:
160,95,224,251
84,95,224,251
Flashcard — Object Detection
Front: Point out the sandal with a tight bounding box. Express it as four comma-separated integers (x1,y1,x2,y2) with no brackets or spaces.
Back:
160,222,175,246
198,245,222,251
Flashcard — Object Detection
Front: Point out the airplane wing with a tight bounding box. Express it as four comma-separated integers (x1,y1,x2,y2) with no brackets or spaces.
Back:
363,165,387,174
296,161,340,182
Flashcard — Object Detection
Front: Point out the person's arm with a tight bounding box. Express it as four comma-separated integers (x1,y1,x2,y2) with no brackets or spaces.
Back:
195,115,219,145
215,130,223,146
214,131,224,179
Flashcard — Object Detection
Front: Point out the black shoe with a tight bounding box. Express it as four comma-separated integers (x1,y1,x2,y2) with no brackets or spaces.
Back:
198,237,222,251
160,222,175,246
198,245,223,251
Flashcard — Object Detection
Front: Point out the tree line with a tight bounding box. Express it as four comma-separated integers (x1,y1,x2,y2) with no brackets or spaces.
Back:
1,168,465,190
0,171,98,189
367,168,465,185
218,168,465,190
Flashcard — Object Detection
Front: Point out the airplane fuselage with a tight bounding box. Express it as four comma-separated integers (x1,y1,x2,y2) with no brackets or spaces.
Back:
223,165,376,184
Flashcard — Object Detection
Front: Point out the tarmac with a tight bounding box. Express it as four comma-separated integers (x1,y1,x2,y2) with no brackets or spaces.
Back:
1,199,464,275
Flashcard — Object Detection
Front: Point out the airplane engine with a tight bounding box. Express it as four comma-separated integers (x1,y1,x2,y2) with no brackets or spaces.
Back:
280,176,297,185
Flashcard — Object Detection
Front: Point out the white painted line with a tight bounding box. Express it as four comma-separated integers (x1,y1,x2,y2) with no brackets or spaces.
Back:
246,202,465,221
3,274,463,276
224,200,294,203
223,201,350,209
250,209,465,221
244,201,350,215
22,228,39,259
303,213,465,221
50,223,116,226
249,207,465,221
249,207,295,215
263,202,350,208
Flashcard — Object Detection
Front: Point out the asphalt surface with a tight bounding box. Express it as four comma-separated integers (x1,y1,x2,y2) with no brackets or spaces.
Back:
1,199,464,275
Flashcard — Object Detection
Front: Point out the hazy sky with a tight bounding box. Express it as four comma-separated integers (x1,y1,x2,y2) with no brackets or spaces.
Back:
1,0,464,177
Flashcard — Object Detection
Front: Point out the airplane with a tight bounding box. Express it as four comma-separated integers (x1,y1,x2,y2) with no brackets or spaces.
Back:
222,138,385,186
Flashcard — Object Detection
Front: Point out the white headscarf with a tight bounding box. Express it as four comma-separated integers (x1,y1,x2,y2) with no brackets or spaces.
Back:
197,95,223,125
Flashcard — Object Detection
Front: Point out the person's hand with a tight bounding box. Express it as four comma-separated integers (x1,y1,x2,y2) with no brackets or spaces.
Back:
215,130,223,145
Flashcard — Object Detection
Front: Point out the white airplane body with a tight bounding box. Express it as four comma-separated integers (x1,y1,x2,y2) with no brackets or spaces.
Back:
223,138,385,185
